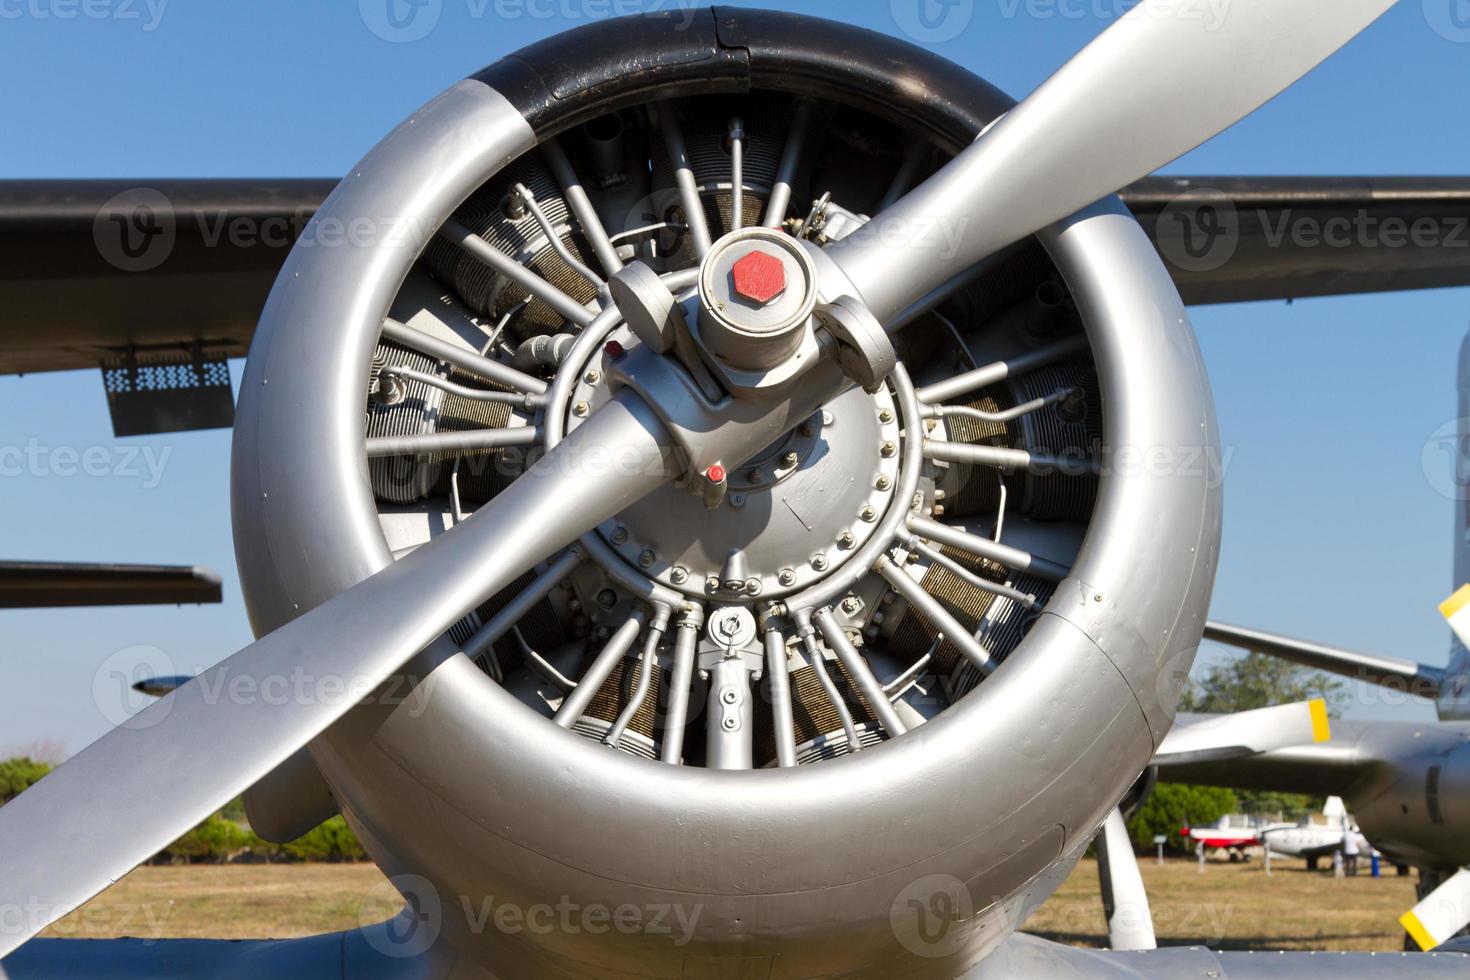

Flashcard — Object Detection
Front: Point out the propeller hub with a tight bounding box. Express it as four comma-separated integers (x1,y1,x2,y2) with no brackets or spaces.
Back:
569,355,903,600
696,228,817,372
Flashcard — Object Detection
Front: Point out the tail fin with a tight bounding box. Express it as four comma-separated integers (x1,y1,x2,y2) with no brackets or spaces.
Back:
1442,330,1470,719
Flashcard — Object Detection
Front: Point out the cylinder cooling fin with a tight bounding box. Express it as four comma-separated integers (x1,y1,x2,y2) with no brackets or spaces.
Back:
231,9,1221,977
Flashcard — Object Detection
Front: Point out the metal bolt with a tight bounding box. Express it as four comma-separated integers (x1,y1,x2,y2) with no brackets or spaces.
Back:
745,578,763,596
731,249,788,304
611,526,629,545
596,589,617,610
841,596,862,615
671,566,689,585
720,688,740,705
573,401,590,418
876,475,892,492
822,411,834,425
782,451,801,469
811,554,830,571
778,568,797,586
639,549,657,569
584,369,601,385
860,506,877,523
881,441,897,458
706,577,721,593
878,408,894,424
837,531,856,550
722,715,740,731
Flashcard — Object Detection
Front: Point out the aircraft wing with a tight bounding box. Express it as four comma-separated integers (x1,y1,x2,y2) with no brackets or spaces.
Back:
4,927,1468,979
0,179,333,377
1293,840,1348,861
1155,700,1331,766
0,561,222,608
1203,621,1445,699
3,176,1470,434
0,179,333,437
975,933,1470,977
1123,176,1470,305
1159,717,1463,801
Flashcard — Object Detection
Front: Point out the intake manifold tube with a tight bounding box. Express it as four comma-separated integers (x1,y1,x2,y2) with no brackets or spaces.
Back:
512,332,578,373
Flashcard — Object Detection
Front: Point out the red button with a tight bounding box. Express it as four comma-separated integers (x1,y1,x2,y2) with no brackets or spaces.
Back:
731,250,787,304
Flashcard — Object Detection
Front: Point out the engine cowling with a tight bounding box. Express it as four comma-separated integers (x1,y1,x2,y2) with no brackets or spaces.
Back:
231,10,1220,977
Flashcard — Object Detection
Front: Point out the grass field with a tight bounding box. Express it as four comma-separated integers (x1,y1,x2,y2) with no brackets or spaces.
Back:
45,856,1418,951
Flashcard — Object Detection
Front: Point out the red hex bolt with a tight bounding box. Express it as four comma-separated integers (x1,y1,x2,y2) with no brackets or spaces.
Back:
731,250,787,305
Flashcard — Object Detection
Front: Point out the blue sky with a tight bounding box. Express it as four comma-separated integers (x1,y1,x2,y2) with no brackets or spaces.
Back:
0,0,1466,753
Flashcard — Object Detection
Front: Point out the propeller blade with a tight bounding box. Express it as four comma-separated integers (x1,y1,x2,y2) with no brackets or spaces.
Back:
1095,807,1158,951
0,393,673,960
1155,699,1330,766
1441,585,1470,650
1402,868,1470,951
828,0,1399,323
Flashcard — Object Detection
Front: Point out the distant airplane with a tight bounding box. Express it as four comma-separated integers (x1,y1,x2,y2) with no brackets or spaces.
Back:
1178,798,1371,868
1258,798,1371,870
1180,818,1271,860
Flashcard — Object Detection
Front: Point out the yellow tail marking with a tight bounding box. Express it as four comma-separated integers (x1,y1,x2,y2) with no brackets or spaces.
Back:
1439,584,1470,620
1400,910,1436,952
1308,699,1331,743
